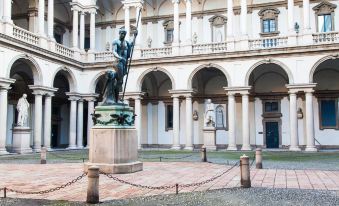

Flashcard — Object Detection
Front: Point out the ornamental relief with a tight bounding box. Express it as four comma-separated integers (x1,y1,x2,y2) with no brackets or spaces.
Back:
258,8,280,19
313,1,337,15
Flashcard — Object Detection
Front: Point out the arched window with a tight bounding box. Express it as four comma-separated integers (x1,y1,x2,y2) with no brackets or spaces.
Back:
209,15,227,43
313,1,337,32
258,8,280,36
215,105,225,129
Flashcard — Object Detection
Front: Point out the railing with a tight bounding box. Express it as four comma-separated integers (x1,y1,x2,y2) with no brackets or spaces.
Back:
12,25,39,46
192,42,227,54
141,47,172,58
313,31,339,44
249,36,288,50
55,43,74,58
95,51,114,62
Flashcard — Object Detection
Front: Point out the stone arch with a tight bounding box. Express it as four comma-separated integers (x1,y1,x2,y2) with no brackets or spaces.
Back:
188,63,231,89
309,55,337,83
89,69,110,93
245,59,294,86
115,5,124,20
137,67,175,91
51,66,77,92
7,54,43,85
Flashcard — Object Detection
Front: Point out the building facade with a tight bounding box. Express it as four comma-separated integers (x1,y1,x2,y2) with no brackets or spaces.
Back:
0,0,339,154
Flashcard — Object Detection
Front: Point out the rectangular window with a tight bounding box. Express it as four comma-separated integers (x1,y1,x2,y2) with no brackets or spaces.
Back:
263,19,276,33
318,14,332,32
320,99,338,128
166,29,173,43
166,104,173,130
264,101,279,113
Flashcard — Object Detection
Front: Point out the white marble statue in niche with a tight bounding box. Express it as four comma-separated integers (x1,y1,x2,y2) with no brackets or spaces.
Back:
204,99,215,127
215,105,225,128
16,94,29,127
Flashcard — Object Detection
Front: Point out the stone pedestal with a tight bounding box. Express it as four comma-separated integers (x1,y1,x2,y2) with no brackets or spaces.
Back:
84,104,143,174
203,127,216,151
12,127,32,154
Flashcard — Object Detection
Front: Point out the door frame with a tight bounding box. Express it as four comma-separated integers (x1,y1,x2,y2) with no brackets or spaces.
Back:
263,118,282,148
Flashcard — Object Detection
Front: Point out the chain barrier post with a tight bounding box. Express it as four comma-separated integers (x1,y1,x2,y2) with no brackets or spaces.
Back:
160,157,162,162
86,166,100,204
201,145,207,162
240,154,251,188
255,148,262,169
40,147,47,164
4,187,6,198
175,183,179,194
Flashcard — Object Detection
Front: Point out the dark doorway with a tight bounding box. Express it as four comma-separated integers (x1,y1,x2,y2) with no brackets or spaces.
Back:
266,122,279,148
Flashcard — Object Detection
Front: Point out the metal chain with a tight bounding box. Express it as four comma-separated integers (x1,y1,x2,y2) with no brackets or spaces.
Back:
180,161,239,188
6,172,87,195
101,161,239,190
138,154,195,160
250,153,256,167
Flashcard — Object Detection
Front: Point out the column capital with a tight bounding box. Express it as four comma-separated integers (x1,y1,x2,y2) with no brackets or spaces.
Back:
169,89,196,98
123,4,130,9
224,86,252,95
0,77,15,90
82,93,99,102
286,83,316,93
123,92,145,100
184,0,192,2
172,0,180,4
66,92,81,101
29,85,58,95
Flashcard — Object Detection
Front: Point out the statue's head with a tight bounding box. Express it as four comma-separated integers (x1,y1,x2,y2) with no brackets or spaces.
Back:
23,94,27,98
206,99,212,104
119,28,127,39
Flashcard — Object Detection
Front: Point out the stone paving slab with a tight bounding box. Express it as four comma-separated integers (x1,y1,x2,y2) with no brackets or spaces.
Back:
0,162,338,202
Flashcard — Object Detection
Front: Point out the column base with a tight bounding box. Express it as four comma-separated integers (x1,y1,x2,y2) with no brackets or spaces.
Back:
32,148,41,153
205,145,217,151
227,145,238,151
289,146,301,151
77,146,84,149
171,145,181,150
305,146,318,152
241,145,252,151
0,149,9,155
184,146,194,151
67,145,78,150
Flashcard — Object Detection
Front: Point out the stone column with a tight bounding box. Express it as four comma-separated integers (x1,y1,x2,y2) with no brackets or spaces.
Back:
124,5,130,41
2,0,12,22
47,0,54,39
43,93,53,150
185,95,193,150
289,92,300,151
172,0,180,46
288,0,294,33
135,5,142,47
0,86,10,154
77,99,84,148
241,93,251,151
86,98,96,148
68,96,78,149
38,0,45,36
135,96,142,149
90,10,96,51
185,0,192,44
172,95,180,149
227,0,234,38
305,91,317,152
303,0,310,31
33,91,43,152
227,93,237,150
79,11,85,50
240,0,247,36
72,8,79,48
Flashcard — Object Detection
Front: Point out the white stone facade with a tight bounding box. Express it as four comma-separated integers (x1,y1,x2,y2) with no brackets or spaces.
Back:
0,0,339,153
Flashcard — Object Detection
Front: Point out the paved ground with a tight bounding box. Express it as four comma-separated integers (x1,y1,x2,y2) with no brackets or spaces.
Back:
0,162,338,203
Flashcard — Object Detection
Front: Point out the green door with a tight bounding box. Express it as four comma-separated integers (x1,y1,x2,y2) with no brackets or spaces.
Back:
266,122,279,148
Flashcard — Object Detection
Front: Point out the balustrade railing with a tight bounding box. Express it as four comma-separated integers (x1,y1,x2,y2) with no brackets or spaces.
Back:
55,43,74,58
249,36,288,50
313,32,339,44
192,42,227,54
141,47,172,58
95,52,114,62
13,25,39,46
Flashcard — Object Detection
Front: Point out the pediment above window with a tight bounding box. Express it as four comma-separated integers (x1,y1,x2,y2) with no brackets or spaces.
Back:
258,8,280,19
209,15,227,27
163,20,174,30
313,1,337,15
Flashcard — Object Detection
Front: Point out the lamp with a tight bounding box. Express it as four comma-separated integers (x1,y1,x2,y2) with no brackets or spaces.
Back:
294,22,300,34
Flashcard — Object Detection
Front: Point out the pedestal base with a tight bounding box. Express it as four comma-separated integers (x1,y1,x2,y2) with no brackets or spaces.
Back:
12,127,32,154
203,127,216,151
84,127,143,174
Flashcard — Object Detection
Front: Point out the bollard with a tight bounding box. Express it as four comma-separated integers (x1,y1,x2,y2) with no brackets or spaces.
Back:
4,187,6,198
240,154,251,188
175,183,179,194
40,147,47,164
86,166,100,204
201,146,207,162
255,148,263,169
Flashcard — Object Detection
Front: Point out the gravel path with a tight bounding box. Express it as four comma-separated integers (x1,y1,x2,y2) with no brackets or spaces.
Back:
0,188,338,206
